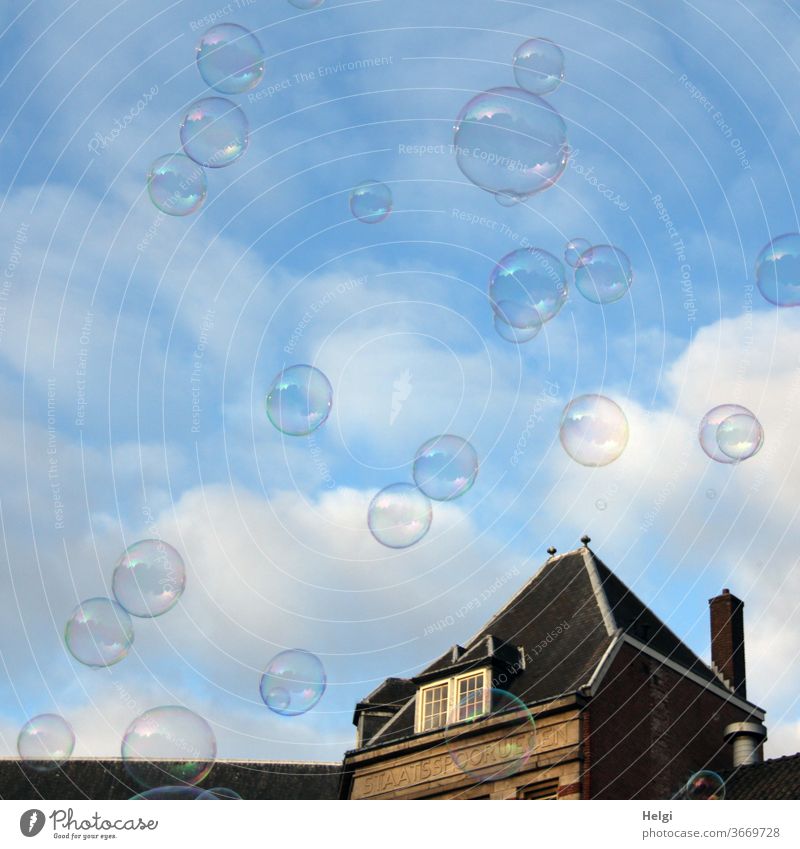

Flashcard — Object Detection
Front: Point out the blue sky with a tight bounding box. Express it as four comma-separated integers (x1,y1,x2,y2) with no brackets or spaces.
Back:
1,0,800,766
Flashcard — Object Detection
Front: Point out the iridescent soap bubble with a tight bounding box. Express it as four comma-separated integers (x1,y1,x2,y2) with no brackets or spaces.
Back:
564,237,590,268
147,154,207,216
453,87,568,198
260,649,326,716
131,786,206,800
350,180,392,223
413,435,479,501
755,233,800,306
65,597,134,668
112,539,186,618
717,412,763,461
699,404,757,464
559,394,629,466
368,482,432,549
513,38,565,95
17,714,75,771
289,0,325,8
266,364,333,436
196,23,265,94
574,245,633,304
198,787,242,799
445,688,536,783
180,97,248,168
685,770,725,800
493,312,541,344
489,247,568,325
122,706,217,788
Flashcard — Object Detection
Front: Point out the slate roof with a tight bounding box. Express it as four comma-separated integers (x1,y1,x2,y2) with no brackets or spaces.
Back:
358,545,754,750
0,759,342,800
721,753,800,800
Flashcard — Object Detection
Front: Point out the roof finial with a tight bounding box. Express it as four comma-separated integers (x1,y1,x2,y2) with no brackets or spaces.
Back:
547,546,557,556
581,535,591,546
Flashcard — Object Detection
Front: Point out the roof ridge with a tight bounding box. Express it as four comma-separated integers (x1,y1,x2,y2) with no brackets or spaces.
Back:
581,547,617,636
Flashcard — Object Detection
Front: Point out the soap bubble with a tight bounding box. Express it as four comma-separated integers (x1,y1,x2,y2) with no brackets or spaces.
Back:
685,770,725,800
574,245,633,304
147,154,207,216
513,38,565,95
112,539,186,618
755,233,800,306
716,412,763,461
493,312,541,344
454,87,568,198
445,688,536,783
350,180,392,223
122,706,217,788
559,394,629,466
260,649,326,716
368,482,432,549
131,786,205,800
17,714,75,771
495,192,523,207
266,364,333,436
489,247,568,325
180,97,248,168
198,787,243,799
196,23,265,94
289,0,325,8
65,597,134,668
413,435,479,501
564,238,590,268
698,404,758,464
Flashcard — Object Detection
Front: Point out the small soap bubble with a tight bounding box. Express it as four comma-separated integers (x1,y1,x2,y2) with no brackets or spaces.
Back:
368,483,432,549
445,688,536,783
131,786,205,800
180,97,248,168
196,23,265,94
65,597,134,668
493,312,541,344
755,233,800,307
564,238,590,268
413,435,479,501
574,245,633,304
289,0,325,8
513,38,565,95
112,539,186,618
350,181,393,223
716,412,764,461
122,706,217,788
147,154,207,216
559,394,629,466
17,714,75,771
490,247,568,325
685,770,725,800
595,498,607,511
266,364,333,436
698,404,758,464
260,649,326,716
454,87,568,198
198,787,243,799
495,192,523,207
706,488,716,500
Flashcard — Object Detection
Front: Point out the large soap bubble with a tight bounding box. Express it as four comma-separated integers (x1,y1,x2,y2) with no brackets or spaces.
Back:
413,435,479,501
147,154,207,216
453,87,568,198
559,394,629,466
112,539,186,618
17,714,75,771
196,23,265,94
699,404,761,464
513,38,565,95
260,649,326,716
266,364,333,436
368,483,432,549
122,706,217,788
574,245,633,304
489,247,568,326
180,97,248,168
755,233,800,307
65,597,134,668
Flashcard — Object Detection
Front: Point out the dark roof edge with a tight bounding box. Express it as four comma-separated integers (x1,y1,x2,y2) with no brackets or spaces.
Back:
581,547,617,636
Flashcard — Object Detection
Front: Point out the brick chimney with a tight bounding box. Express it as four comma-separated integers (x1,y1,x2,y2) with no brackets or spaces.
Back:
709,588,746,697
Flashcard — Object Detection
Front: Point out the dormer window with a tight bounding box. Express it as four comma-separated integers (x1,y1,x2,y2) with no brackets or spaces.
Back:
415,669,490,733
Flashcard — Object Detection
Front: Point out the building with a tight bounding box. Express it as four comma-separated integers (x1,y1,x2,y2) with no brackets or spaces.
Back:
3,539,798,801
339,540,769,799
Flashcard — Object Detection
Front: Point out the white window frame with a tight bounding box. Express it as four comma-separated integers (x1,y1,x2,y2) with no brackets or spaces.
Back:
414,668,490,733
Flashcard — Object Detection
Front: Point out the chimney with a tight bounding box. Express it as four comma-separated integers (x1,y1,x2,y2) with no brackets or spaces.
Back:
724,721,767,767
709,588,746,697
